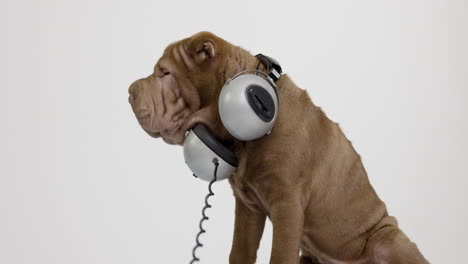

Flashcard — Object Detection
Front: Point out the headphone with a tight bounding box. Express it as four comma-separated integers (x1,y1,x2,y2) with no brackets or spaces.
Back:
183,54,282,182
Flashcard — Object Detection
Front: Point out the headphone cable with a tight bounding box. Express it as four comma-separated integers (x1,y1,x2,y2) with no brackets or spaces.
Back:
189,158,219,264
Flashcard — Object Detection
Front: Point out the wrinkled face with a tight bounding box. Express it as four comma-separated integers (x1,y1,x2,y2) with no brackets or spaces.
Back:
128,32,225,145
128,50,195,145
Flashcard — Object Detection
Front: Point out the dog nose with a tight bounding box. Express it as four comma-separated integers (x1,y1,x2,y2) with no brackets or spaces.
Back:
128,94,136,104
128,80,142,104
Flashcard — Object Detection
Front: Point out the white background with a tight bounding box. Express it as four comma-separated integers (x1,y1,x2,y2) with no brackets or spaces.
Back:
1,0,467,263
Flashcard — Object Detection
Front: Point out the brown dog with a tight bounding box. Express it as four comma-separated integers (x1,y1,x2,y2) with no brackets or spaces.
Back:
128,32,429,264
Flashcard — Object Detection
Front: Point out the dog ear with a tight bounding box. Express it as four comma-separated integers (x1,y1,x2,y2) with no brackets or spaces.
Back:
187,32,216,65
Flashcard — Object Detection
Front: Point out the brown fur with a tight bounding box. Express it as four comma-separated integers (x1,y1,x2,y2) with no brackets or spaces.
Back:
128,32,429,264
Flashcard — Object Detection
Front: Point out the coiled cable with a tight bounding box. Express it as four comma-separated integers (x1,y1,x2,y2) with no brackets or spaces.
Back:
189,158,219,264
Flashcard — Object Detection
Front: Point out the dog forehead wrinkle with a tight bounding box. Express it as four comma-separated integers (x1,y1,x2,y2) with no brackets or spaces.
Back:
158,46,189,76
178,42,195,71
158,42,178,66
156,58,169,72
171,43,182,65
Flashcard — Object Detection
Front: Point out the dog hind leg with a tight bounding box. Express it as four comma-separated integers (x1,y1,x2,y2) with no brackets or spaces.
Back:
365,216,429,264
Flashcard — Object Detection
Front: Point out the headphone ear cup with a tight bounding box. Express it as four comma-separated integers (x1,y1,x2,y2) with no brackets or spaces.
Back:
183,124,238,182
219,74,279,141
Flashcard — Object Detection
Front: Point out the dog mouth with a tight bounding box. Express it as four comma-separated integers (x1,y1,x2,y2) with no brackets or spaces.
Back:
135,108,194,145
157,112,217,146
135,109,152,120
129,84,207,145
136,108,219,146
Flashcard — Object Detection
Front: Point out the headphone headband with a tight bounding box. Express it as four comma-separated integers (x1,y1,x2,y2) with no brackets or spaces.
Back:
255,53,283,82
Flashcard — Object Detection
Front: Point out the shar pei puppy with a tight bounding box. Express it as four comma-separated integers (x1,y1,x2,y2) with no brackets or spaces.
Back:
128,31,429,264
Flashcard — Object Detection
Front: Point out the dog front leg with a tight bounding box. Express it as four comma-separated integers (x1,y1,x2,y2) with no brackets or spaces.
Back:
269,197,304,264
229,197,266,264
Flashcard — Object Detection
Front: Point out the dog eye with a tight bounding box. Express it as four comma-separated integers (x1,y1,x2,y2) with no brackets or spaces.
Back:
159,68,171,77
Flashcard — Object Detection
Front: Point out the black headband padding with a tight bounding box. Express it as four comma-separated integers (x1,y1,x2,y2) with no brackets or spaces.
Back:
192,124,238,167
255,53,283,81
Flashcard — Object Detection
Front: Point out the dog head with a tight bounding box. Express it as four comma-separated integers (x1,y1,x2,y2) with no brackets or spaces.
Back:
128,31,254,145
